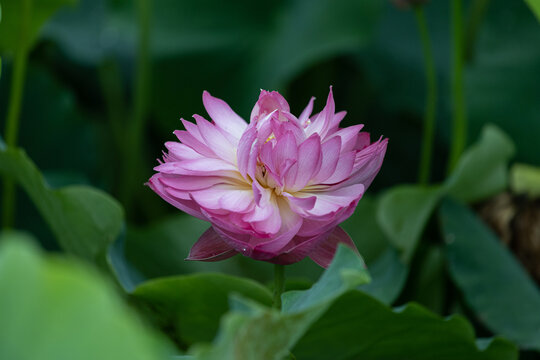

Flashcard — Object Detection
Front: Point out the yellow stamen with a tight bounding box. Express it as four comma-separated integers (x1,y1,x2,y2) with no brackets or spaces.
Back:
265,133,276,143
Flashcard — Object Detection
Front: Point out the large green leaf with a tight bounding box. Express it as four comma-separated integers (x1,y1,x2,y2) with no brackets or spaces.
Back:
0,0,76,53
131,273,273,346
511,163,540,197
526,0,540,21
343,196,408,304
444,125,515,203
0,232,170,360
466,0,540,165
190,246,516,360
441,199,540,351
0,146,123,261
359,247,408,304
293,292,517,360
342,196,388,263
377,185,442,262
282,245,370,314
191,245,371,360
377,125,515,264
407,245,447,314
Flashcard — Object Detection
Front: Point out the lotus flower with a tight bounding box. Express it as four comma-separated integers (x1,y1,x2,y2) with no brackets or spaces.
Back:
148,88,387,267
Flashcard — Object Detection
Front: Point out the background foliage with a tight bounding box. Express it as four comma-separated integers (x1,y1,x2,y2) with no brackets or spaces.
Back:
1,0,540,359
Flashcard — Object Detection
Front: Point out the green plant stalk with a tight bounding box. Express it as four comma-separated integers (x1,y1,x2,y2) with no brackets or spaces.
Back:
2,0,32,228
120,0,151,213
414,6,437,185
447,0,467,174
464,0,491,62
273,264,285,309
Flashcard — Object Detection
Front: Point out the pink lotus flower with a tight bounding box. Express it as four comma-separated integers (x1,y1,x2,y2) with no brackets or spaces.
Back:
148,88,387,267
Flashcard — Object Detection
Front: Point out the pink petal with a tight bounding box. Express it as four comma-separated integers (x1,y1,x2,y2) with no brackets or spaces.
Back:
237,124,258,179
267,232,330,265
164,142,204,161
331,111,347,129
283,192,317,212
273,131,299,164
270,115,305,143
252,198,303,256
158,174,231,191
251,178,264,207
181,119,205,141
298,96,315,126
210,225,256,256
193,114,237,164
321,150,355,184
309,226,360,268
202,91,247,138
259,140,276,174
286,133,322,192
243,190,282,235
306,87,335,138
186,227,238,261
296,213,342,237
147,174,205,219
191,184,254,213
200,209,253,235
312,136,341,183
327,124,364,153
173,129,216,158
323,87,336,131
356,132,371,150
250,90,290,123
295,197,359,238
154,158,238,176
344,138,388,190
304,183,364,217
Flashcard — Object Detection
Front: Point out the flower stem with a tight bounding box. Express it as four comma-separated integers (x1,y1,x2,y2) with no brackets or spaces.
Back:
447,0,467,174
2,0,31,228
414,6,437,185
119,0,151,214
273,264,285,309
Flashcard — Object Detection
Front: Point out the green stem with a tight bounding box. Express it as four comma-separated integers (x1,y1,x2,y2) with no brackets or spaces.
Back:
132,0,151,151
119,0,151,213
273,264,285,309
464,0,491,63
414,6,437,185
2,0,32,228
447,0,467,174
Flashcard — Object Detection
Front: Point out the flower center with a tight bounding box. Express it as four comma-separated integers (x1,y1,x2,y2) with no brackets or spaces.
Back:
255,163,284,196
